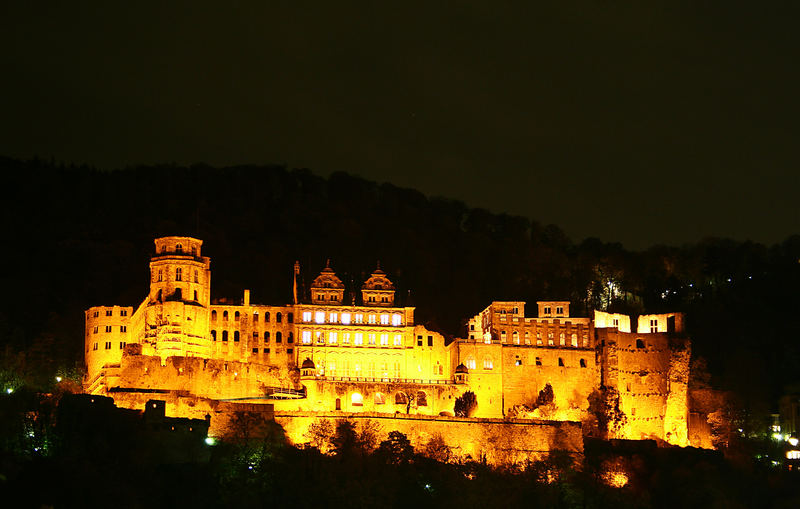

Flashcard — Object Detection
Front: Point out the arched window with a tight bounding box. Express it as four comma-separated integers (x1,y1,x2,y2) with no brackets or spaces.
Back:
580,358,587,368
374,393,386,405
512,331,520,344
264,312,270,322
276,332,282,343
636,339,645,349
571,333,578,347
211,330,217,341
234,311,240,321
176,243,183,253
483,356,494,370
465,356,476,370
264,331,270,342
223,311,229,321
211,310,217,321
287,313,294,323
417,391,428,406
222,331,228,342
395,392,408,405
234,331,240,342
351,393,363,407
276,312,282,323
253,312,259,322
558,357,564,367
287,332,294,343
559,332,565,346
176,267,182,281
525,331,531,345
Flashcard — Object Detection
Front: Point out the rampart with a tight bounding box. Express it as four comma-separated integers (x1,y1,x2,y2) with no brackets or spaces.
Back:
275,411,583,466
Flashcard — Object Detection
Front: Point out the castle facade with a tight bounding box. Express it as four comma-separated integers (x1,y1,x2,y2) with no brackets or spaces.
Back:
85,236,695,447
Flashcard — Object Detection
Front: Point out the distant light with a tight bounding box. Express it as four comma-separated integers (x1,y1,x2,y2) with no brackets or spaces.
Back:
787,450,800,460
773,432,783,441
55,376,62,383
27,431,34,438
204,437,217,446
789,437,799,447
424,483,432,491
727,278,732,282
5,388,12,394
689,283,693,287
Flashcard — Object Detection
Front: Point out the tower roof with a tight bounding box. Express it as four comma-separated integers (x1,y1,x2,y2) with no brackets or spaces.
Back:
301,358,316,369
310,260,345,289
362,264,395,291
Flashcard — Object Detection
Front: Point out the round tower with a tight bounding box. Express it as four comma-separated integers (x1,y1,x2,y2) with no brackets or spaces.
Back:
145,237,212,360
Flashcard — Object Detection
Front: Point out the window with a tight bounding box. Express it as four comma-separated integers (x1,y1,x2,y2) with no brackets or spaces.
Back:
263,348,270,354
329,332,338,344
120,325,127,332
417,392,427,406
368,333,376,345
417,335,423,346
119,342,126,349
631,408,636,416
395,393,407,405
316,294,324,301
559,332,565,346
558,357,564,367
316,332,324,344
556,306,564,315
265,312,270,322
392,314,402,326
470,324,475,331
535,357,542,366
104,341,111,350
612,318,619,328
329,312,338,323
234,311,240,321
120,309,127,316
343,332,350,344
427,335,433,347
355,313,363,324
394,334,402,346
315,311,325,324
211,330,217,341
253,331,259,340
106,309,113,316
571,333,578,347
93,311,99,318
223,310,229,321
287,313,293,323
515,356,522,366
222,331,228,342
194,290,198,301
636,339,645,349
583,334,589,347
341,313,351,325
92,342,98,351
302,331,312,344
157,270,162,282
368,314,376,324
194,270,199,283
234,331,240,342
650,319,658,333
380,333,388,345
276,332,282,343
544,306,551,315
252,348,259,354
302,311,312,322
548,332,554,346
328,361,336,376
465,356,476,370
253,312,259,322
380,314,389,325
276,312,282,323
500,330,507,342
264,331,270,342
105,326,112,333
176,243,183,253
93,326,98,334
525,331,531,345
580,358,587,368
484,356,493,370
211,310,217,321
354,333,363,345
287,348,293,354
513,331,520,345
374,393,386,405
176,267,182,281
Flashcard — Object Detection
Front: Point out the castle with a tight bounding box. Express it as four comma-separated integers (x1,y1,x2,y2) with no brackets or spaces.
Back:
84,236,707,460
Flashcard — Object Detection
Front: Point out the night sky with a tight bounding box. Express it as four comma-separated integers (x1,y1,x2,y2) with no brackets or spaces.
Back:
1,2,798,249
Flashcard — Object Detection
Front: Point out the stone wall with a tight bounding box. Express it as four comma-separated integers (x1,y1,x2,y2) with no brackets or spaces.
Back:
275,411,584,466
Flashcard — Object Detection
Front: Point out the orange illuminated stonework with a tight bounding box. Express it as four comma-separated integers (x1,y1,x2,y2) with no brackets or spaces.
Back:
85,236,705,459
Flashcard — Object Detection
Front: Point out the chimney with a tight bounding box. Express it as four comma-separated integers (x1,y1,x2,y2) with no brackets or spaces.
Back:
243,289,250,307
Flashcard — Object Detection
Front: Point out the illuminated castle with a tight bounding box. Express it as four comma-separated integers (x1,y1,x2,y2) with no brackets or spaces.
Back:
84,236,699,454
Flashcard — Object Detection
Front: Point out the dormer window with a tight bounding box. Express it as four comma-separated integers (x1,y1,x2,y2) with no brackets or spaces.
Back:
176,244,182,253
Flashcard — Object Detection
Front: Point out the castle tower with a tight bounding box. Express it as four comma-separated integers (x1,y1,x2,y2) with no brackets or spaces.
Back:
361,264,395,306
144,237,212,360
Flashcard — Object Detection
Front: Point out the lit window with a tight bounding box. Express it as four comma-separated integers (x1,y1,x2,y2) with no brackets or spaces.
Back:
512,331,520,344
368,333,376,345
328,361,336,376
343,332,351,344
537,332,542,345
787,450,800,460
341,313,351,325
176,268,182,281
380,314,389,325
354,362,362,375
354,333,363,345
302,331,312,344
548,332,554,345
484,334,492,344
329,312,338,323
355,313,363,324
316,332,324,344
392,314,402,326
559,333,565,345
315,311,325,324
194,270,199,283
484,357,493,370
380,333,388,345
351,393,363,407
394,334,402,346
465,357,476,370
375,393,386,405
571,333,578,347
302,311,312,322
500,330,507,342
524,331,530,345
329,332,338,344
368,314,376,324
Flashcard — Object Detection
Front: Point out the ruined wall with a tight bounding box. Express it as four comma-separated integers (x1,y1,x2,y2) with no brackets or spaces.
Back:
85,305,134,391
115,349,294,400
275,411,584,466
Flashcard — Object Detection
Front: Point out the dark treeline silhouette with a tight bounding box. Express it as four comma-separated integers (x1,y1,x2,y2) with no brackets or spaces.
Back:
1,156,799,408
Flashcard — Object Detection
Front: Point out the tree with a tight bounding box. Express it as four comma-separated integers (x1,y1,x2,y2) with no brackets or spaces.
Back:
587,387,627,439
422,433,451,463
376,431,414,464
454,391,477,417
304,418,334,453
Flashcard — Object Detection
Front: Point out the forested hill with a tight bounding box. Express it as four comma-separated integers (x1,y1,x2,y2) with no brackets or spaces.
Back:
1,157,799,403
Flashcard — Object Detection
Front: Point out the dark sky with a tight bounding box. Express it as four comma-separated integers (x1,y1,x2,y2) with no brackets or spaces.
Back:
1,2,798,249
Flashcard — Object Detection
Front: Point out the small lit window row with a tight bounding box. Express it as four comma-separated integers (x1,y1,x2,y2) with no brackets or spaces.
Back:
90,309,129,318
301,330,402,346
302,311,403,326
211,330,293,344
496,329,587,347
92,325,128,333
211,310,290,323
